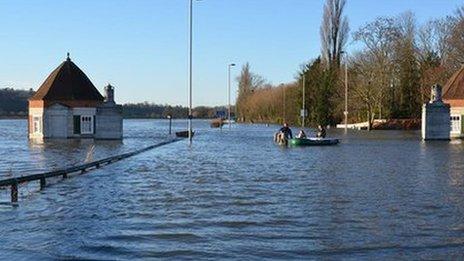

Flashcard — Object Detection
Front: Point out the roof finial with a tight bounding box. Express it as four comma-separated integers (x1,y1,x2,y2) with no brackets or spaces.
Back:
66,52,70,61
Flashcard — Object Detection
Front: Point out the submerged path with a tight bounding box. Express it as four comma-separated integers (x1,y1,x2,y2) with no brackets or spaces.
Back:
0,138,182,203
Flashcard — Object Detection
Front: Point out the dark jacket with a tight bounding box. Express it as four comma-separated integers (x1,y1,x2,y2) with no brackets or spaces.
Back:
279,126,293,139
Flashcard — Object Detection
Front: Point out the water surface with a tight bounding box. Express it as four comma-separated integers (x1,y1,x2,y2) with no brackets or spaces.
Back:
1,119,464,259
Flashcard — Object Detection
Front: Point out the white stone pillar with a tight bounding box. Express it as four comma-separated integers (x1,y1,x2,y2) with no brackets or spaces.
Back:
422,84,450,140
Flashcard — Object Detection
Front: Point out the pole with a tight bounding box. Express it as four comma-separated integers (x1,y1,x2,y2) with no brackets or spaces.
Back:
228,65,231,129
11,182,18,203
302,74,305,128
227,63,235,129
344,57,348,132
188,0,193,143
283,85,286,122
40,177,46,190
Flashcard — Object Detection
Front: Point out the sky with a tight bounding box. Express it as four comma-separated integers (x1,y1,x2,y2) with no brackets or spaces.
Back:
0,0,462,106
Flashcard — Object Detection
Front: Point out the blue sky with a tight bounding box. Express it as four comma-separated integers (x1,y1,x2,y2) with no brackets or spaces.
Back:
0,0,462,106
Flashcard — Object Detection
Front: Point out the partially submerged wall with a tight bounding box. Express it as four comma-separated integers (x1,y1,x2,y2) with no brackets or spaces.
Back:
95,104,123,140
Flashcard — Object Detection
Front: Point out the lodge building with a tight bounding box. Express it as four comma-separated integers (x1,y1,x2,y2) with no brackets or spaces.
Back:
443,66,464,138
28,54,123,140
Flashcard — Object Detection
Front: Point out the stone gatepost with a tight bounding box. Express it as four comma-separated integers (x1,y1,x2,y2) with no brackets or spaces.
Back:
421,84,450,140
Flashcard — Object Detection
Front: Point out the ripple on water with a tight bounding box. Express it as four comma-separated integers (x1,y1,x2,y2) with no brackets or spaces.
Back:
1,120,464,259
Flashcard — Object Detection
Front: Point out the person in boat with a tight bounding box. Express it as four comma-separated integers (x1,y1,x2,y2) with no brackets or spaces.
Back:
279,122,293,139
316,125,326,138
296,129,307,139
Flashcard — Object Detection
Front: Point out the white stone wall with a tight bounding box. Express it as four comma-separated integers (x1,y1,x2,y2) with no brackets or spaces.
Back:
44,104,70,138
450,107,464,115
422,102,451,140
449,106,464,138
72,107,96,116
28,107,44,139
95,105,123,140
70,107,97,138
29,105,122,140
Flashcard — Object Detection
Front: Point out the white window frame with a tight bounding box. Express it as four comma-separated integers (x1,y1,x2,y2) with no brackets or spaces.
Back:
33,116,42,134
450,115,461,135
80,115,94,134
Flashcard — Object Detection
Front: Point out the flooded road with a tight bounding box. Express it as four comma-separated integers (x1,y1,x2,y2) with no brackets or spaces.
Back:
1,119,464,259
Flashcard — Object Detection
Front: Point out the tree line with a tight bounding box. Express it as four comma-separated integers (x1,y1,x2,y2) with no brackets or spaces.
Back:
0,88,35,117
236,0,464,129
123,102,227,119
0,88,225,119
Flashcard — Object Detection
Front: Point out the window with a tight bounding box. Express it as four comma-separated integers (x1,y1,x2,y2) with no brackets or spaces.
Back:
80,115,94,134
33,116,42,133
450,115,461,134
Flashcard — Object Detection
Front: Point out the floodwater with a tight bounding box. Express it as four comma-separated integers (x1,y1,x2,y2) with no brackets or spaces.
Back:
1,119,464,259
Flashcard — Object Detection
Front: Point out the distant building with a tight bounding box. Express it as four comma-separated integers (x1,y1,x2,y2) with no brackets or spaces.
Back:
443,66,464,138
28,54,123,139
215,110,226,119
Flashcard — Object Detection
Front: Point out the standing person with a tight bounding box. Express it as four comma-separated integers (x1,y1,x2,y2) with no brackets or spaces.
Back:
279,122,293,139
316,125,326,138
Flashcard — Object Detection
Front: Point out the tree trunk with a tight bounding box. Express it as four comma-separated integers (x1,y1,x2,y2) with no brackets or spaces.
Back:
367,104,373,131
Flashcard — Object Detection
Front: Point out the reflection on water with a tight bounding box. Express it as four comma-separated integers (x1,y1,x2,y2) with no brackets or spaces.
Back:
0,119,175,177
1,119,464,259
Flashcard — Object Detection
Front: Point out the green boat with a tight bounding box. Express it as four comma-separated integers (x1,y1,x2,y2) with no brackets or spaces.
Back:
289,138,339,146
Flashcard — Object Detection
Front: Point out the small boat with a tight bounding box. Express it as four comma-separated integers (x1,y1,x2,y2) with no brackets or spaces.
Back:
289,137,339,146
175,131,195,138
210,118,224,128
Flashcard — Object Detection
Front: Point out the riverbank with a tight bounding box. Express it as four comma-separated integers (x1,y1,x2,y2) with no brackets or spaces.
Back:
337,119,421,130
373,119,421,130
240,118,422,131
0,115,27,119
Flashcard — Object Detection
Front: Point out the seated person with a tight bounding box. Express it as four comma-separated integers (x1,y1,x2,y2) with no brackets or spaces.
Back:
296,129,307,139
316,125,326,138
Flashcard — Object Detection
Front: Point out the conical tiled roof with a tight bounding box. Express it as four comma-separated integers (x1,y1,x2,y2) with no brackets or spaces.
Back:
443,66,464,100
30,56,104,102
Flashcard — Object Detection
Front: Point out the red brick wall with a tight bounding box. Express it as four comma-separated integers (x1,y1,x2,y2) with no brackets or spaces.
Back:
28,115,32,134
28,99,102,108
443,99,464,107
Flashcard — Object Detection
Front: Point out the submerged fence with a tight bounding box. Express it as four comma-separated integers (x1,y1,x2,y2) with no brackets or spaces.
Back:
0,138,181,203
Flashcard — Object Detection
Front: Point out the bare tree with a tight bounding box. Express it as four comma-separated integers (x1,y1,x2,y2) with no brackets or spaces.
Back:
353,17,400,118
456,5,464,20
418,19,453,64
417,19,451,102
448,6,464,68
237,62,266,96
320,0,349,68
350,51,384,130
354,17,400,61
393,12,422,117
235,63,267,121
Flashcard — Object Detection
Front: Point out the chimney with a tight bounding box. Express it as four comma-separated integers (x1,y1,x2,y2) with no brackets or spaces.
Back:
104,84,115,103
430,84,442,103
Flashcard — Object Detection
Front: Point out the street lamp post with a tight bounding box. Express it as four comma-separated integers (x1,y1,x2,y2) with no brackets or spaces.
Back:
167,114,172,135
228,63,236,129
343,53,349,132
187,0,195,143
302,74,306,128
